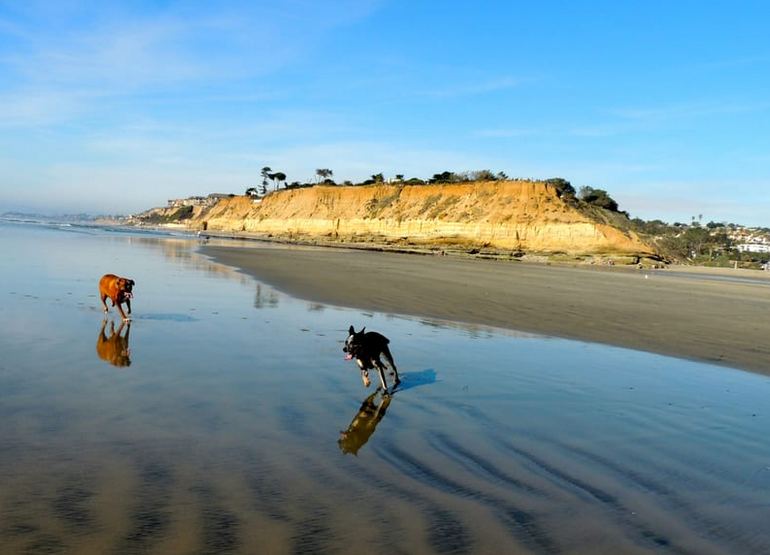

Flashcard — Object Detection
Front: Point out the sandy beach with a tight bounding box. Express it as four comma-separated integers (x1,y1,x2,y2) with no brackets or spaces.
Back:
203,244,770,375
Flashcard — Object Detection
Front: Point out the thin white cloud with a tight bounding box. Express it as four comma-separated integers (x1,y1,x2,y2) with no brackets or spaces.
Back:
0,88,98,126
609,99,770,121
420,76,524,98
472,128,539,138
473,123,630,139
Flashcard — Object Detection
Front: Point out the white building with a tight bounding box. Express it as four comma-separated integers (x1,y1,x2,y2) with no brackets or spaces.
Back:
736,243,770,253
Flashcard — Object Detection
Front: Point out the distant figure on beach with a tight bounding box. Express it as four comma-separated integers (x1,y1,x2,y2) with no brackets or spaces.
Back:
338,390,392,455
96,319,132,367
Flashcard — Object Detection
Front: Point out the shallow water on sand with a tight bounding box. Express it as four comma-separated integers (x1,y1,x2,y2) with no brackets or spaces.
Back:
1,220,769,555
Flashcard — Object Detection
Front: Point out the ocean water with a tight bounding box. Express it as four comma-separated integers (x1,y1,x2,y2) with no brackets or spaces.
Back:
1,220,769,555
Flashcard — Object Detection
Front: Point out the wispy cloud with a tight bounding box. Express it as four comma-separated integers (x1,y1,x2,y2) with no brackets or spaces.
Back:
0,88,98,126
419,76,525,98
472,127,539,138
0,1,382,127
608,99,770,121
472,123,630,140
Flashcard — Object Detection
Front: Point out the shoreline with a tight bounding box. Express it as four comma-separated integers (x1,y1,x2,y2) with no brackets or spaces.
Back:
202,243,770,376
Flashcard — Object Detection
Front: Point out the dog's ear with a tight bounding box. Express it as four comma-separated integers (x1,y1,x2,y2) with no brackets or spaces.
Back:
360,327,366,334
348,325,355,335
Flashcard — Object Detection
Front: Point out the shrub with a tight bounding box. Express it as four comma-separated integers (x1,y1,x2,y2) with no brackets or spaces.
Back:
578,186,619,211
171,205,194,220
405,177,425,185
544,178,576,200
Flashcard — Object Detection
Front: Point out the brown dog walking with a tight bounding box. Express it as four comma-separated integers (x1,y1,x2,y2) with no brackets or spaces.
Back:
99,274,135,321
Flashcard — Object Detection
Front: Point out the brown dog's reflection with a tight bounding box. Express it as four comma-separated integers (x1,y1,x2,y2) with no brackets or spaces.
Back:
96,319,132,367
338,390,392,455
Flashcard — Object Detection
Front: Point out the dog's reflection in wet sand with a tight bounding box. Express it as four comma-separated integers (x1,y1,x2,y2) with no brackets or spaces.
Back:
96,319,132,367
338,390,392,456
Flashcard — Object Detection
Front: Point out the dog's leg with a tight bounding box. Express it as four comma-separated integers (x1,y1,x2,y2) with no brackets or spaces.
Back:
356,359,371,387
382,345,401,386
116,301,129,322
125,298,132,315
374,361,389,391
100,294,109,313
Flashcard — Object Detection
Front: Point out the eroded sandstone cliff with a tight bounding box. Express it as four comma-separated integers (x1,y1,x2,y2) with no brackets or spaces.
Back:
179,180,653,256
135,181,654,256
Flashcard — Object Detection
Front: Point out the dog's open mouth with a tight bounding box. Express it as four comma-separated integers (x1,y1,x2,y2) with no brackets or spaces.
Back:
124,291,133,298
344,353,353,361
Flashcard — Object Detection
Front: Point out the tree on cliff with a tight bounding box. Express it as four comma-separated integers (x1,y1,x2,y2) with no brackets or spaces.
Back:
544,178,576,200
468,169,498,181
316,168,333,183
270,171,287,190
261,166,272,193
578,186,619,212
429,171,457,183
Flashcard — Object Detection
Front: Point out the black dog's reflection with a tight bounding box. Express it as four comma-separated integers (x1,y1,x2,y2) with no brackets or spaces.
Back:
338,390,392,456
96,319,131,367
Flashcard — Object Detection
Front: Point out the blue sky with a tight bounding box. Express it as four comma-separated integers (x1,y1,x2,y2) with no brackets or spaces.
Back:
1,1,769,225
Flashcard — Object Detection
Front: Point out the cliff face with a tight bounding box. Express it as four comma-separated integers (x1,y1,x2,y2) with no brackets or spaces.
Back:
188,180,653,255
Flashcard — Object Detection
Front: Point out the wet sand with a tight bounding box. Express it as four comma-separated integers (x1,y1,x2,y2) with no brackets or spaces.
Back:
203,245,770,375
4,223,770,554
